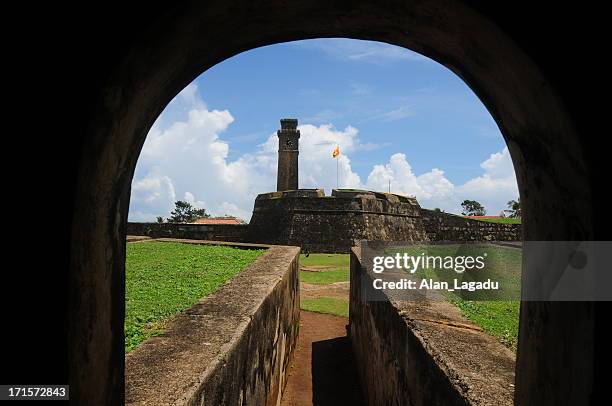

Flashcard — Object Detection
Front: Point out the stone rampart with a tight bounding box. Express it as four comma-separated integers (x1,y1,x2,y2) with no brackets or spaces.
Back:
125,240,300,405
420,209,522,241
127,222,248,242
127,192,521,253
349,246,515,405
246,189,427,253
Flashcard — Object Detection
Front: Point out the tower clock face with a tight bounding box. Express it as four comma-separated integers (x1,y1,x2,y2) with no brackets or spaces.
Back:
286,139,293,148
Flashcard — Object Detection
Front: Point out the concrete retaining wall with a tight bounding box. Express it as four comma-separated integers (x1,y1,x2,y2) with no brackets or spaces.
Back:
421,209,521,241
125,240,300,406
127,222,248,242
349,247,515,405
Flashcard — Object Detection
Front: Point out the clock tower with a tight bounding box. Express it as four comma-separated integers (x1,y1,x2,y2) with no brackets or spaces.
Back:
276,118,300,191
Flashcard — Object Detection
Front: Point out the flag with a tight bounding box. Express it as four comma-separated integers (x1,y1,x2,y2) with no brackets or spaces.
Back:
332,145,340,158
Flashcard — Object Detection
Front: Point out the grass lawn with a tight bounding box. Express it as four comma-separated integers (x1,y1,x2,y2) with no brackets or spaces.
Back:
125,241,264,352
300,254,351,285
297,250,520,349
391,244,522,351
301,297,349,318
300,253,351,285
300,253,350,268
299,253,350,317
300,268,350,284
473,217,521,224
452,299,520,351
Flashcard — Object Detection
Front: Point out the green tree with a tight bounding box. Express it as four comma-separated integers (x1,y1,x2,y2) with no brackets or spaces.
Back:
156,216,165,223
461,200,486,216
167,201,210,223
505,198,521,218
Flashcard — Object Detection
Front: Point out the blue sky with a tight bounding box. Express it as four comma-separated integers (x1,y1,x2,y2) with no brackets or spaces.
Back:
130,39,518,221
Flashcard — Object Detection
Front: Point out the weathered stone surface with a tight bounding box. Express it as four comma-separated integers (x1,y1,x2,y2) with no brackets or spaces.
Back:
127,204,521,249
245,190,521,253
127,222,248,242
349,247,515,406
126,235,151,242
420,209,522,241
125,241,300,406
247,189,427,253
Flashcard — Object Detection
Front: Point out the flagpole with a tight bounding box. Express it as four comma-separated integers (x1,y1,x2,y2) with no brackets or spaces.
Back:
333,145,340,189
336,155,339,189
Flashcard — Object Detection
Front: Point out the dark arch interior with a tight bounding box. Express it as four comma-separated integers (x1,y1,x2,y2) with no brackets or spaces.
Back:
22,1,601,404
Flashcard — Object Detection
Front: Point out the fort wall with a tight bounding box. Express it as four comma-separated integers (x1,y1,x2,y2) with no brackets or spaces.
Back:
127,222,248,242
246,189,427,253
421,208,522,241
127,191,521,251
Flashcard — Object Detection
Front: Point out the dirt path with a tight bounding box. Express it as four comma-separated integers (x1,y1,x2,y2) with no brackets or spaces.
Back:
300,281,350,300
281,311,365,406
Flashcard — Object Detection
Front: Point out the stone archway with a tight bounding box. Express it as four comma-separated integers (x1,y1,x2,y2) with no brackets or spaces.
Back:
69,1,594,404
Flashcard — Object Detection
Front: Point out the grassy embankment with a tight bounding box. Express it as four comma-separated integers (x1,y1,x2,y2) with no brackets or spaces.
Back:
472,217,521,224
299,253,350,317
300,246,521,351
125,241,264,352
395,243,521,351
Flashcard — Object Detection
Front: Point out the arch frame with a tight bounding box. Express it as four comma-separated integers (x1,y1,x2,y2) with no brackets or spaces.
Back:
69,1,595,404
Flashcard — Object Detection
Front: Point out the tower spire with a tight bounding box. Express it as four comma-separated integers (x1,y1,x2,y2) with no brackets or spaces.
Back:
276,118,300,191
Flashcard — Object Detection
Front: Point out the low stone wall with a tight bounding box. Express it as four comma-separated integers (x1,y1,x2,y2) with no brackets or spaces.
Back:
349,247,515,405
125,240,300,406
127,222,248,242
421,209,521,241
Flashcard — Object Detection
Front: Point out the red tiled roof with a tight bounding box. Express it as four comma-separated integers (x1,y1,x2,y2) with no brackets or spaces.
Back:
191,217,243,225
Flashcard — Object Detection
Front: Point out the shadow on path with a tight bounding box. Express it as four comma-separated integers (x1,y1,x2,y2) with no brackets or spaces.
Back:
281,311,365,405
312,336,365,405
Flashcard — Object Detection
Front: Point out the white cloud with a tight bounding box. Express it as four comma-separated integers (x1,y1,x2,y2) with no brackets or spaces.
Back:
417,168,457,209
183,191,207,210
261,123,363,192
364,153,456,209
479,147,515,178
372,105,414,122
455,147,519,215
129,88,517,222
129,91,364,221
364,148,518,215
217,202,252,221
366,153,423,196
293,39,427,64
129,175,176,221
129,85,265,222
